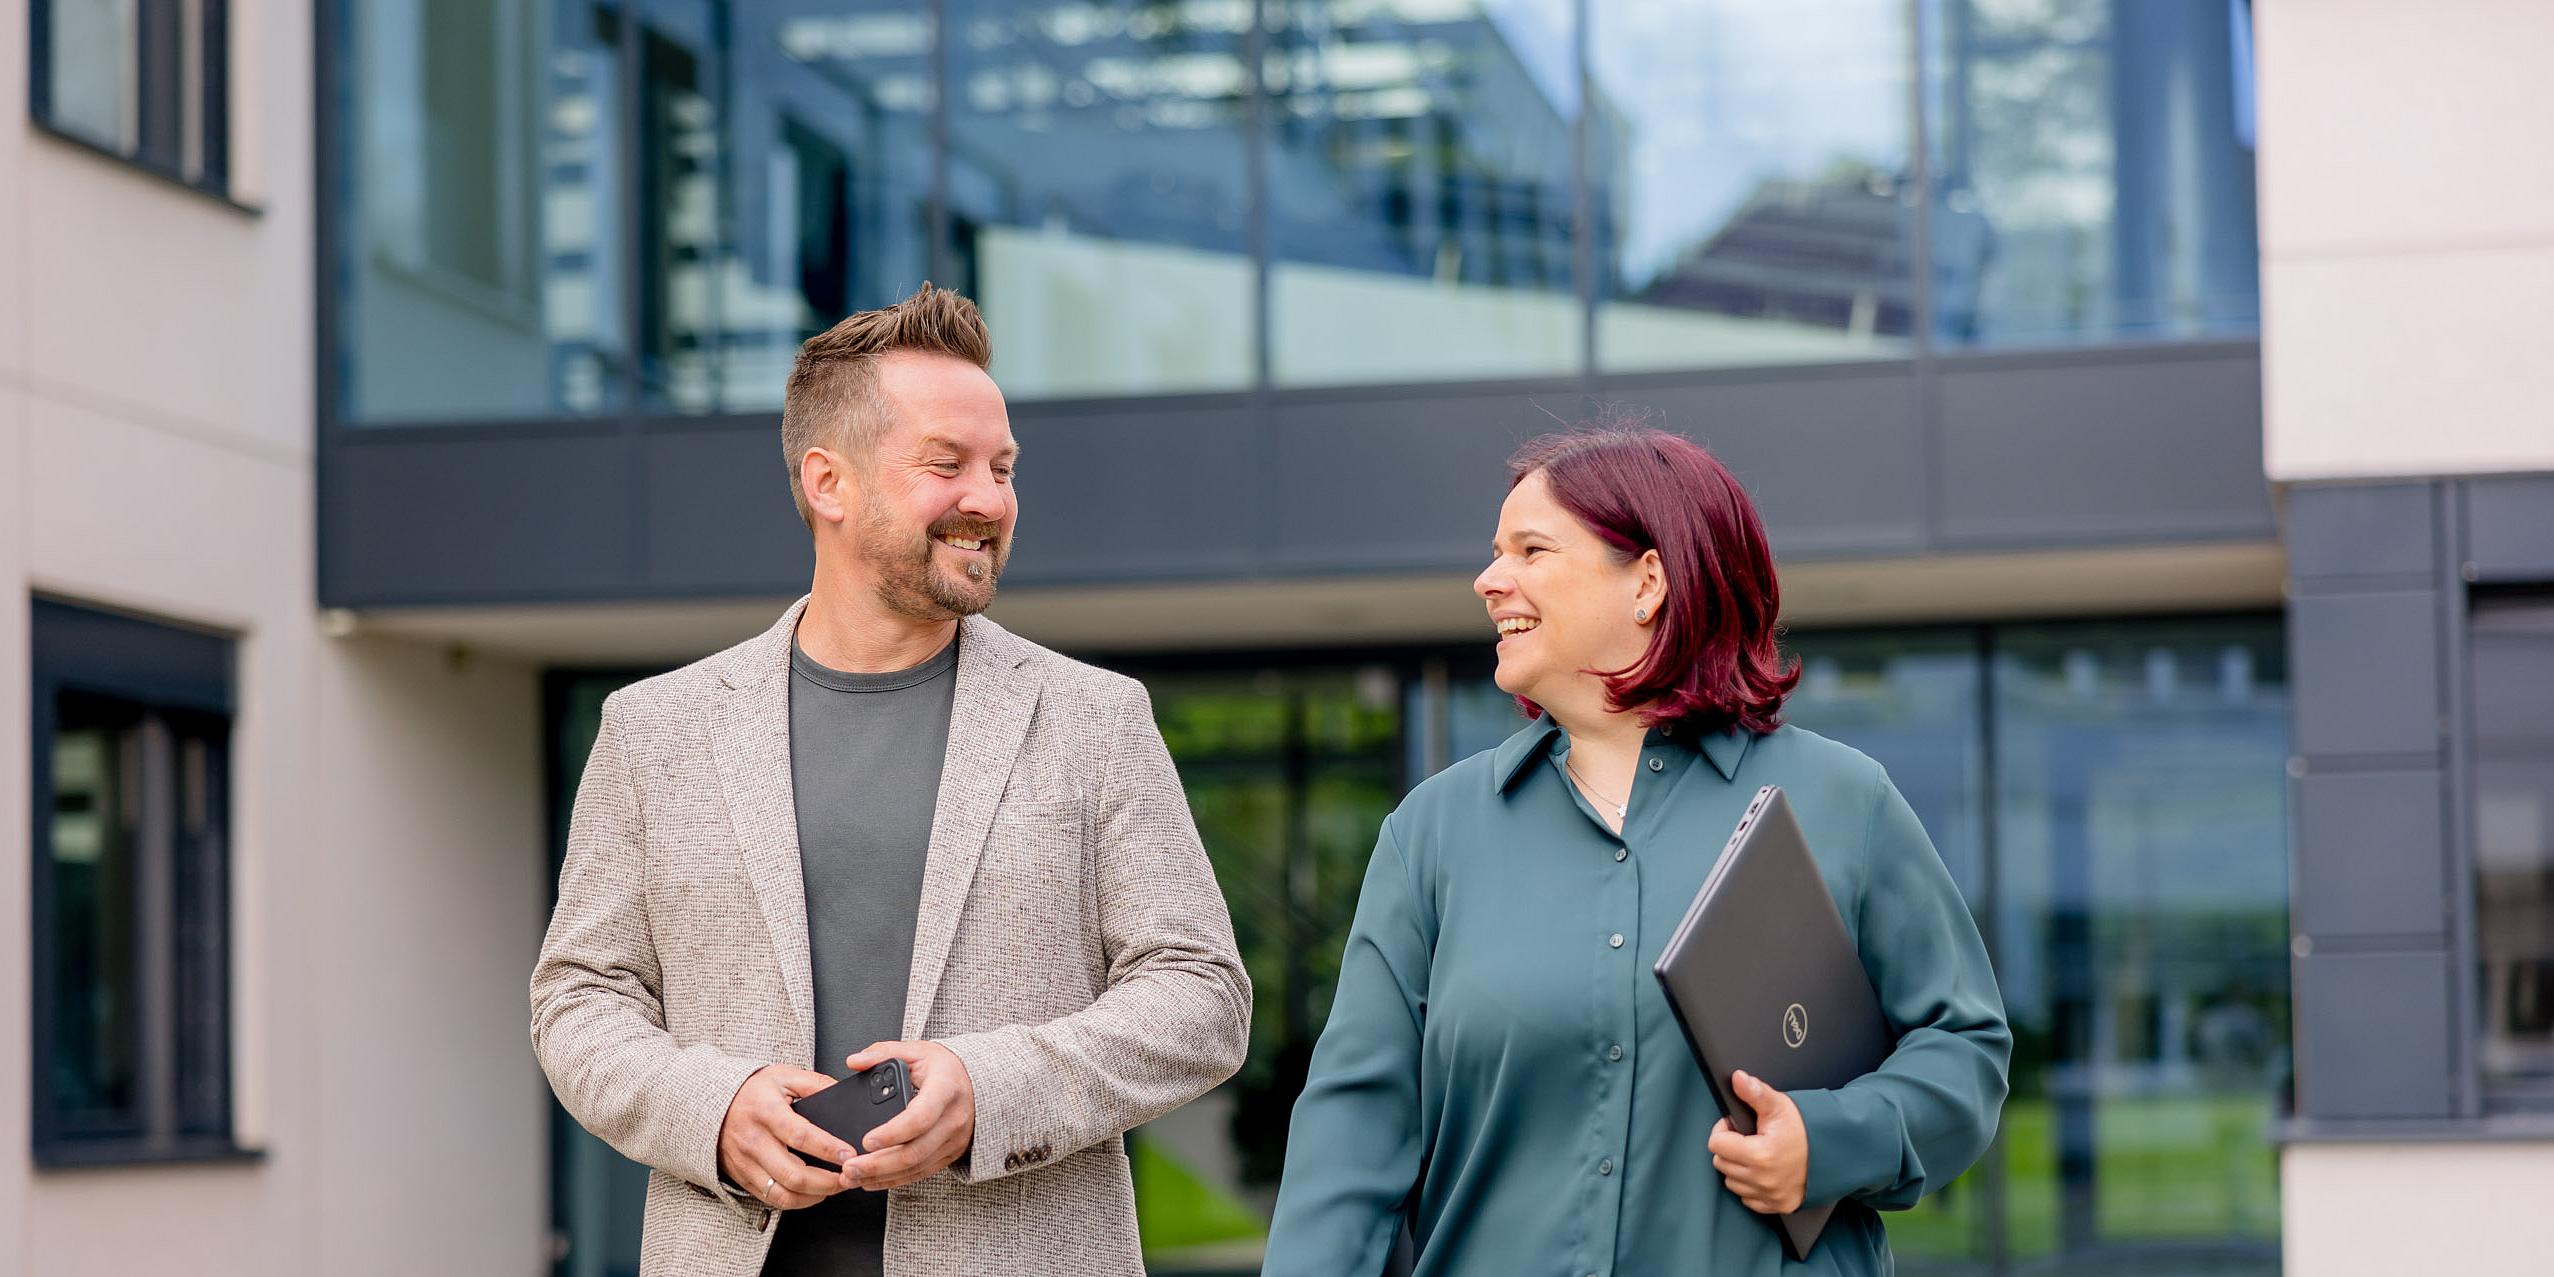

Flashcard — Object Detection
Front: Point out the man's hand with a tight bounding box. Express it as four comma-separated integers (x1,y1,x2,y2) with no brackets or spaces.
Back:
1707,1069,1810,1215
837,1040,977,1191
718,1065,860,1211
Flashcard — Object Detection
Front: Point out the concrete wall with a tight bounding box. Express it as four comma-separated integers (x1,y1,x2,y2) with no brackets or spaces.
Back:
2257,0,2554,481
2,1,551,1271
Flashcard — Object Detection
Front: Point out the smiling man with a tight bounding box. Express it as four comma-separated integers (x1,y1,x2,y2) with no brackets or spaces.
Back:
531,284,1251,1277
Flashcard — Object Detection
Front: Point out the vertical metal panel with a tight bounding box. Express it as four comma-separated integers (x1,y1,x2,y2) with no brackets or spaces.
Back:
2284,483,2435,581
2437,481,2480,1115
2288,591,2442,758
2293,950,2455,1120
2465,474,2554,582
2292,770,2448,938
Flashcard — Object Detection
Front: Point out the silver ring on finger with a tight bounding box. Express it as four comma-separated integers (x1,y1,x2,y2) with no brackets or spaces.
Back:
764,1175,778,1199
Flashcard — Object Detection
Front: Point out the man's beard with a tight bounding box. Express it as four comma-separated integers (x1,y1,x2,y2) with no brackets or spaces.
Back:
862,505,1008,622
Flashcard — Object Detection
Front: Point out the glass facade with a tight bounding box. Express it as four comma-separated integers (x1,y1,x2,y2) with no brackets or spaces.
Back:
341,0,632,420
541,615,2285,1276
1925,0,2261,346
1970,621,2287,1274
947,0,1255,396
331,0,2261,423
1590,0,1918,371
1265,0,1582,386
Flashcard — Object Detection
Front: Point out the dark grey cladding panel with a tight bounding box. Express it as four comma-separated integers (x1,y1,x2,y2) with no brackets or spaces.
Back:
320,343,2271,605
1935,351,2271,546
642,427,814,594
325,430,637,605
2285,483,2436,581
2467,474,2554,582
1595,370,1928,558
1000,397,1259,584
2288,591,2441,758
2294,949,2454,1120
2293,770,2448,939
1262,389,1577,574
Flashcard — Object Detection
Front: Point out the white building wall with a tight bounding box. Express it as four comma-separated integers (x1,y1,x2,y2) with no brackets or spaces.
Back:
2283,1143,2554,1277
1,1,552,1272
2258,0,2554,481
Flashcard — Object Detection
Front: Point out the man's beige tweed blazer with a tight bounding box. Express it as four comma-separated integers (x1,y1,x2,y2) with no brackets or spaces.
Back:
530,598,1251,1275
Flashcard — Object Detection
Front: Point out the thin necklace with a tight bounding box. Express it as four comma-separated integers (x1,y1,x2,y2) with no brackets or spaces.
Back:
1563,753,1629,822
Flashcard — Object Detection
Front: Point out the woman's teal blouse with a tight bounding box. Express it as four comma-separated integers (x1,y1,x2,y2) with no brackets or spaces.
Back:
1261,718,2011,1276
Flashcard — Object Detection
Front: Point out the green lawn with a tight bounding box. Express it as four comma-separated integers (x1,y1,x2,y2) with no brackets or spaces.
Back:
1888,1093,2280,1260
1134,1094,2280,1271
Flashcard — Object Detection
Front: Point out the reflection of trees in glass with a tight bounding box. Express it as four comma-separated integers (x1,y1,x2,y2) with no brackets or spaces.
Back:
1143,670,1402,1192
1785,621,2290,1268
1931,0,2261,343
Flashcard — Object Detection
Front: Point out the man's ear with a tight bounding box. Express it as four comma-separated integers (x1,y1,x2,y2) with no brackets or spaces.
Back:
803,447,853,525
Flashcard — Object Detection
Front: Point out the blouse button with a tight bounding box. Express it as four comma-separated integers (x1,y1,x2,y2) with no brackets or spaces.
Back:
1613,847,1627,863
1599,1158,1615,1176
1608,933,1625,949
1648,757,1665,772
1607,1043,1624,1062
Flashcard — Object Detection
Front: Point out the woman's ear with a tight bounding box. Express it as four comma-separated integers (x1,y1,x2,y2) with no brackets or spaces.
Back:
1634,548,1668,625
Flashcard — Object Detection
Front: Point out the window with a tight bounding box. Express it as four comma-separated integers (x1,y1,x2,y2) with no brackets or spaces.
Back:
948,0,1254,398
342,0,631,421
1265,0,1581,387
1591,0,1918,372
31,0,232,197
31,598,241,1166
2473,598,2554,1100
1784,619,2289,1275
1923,0,2261,345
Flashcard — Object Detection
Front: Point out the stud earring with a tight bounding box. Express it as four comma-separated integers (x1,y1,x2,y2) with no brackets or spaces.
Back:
1634,608,1649,622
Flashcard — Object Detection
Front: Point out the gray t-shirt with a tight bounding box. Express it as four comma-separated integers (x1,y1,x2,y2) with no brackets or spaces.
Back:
762,633,957,1277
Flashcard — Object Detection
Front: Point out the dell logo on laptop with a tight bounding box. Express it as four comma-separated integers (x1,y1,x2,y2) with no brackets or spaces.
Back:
1783,1003,1808,1049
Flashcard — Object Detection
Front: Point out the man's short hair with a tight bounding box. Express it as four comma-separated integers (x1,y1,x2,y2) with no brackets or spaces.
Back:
781,282,993,528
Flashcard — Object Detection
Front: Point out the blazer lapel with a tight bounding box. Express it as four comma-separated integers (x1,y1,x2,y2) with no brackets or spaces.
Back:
902,614,1045,1038
710,599,816,1062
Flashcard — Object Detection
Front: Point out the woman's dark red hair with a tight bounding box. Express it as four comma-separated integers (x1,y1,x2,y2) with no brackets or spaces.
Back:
1508,420,1799,737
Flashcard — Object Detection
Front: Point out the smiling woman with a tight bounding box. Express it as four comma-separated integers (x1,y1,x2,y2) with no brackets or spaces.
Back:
1262,419,2010,1277
1485,424,1798,741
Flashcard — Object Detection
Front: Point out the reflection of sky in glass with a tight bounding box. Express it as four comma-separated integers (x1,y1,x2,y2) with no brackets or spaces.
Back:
1481,0,1577,117
1592,0,1908,281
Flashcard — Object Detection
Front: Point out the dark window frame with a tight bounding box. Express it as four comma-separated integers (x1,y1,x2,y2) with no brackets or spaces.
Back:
30,597,254,1168
29,0,250,210
2468,586,2554,1114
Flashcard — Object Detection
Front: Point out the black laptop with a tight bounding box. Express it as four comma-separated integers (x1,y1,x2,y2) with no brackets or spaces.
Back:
1653,785,1894,1261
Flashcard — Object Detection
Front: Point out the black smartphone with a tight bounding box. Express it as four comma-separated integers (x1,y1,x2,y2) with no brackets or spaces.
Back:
790,1059,914,1172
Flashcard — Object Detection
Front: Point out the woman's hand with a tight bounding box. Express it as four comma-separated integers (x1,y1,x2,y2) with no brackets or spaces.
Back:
1707,1070,1809,1215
